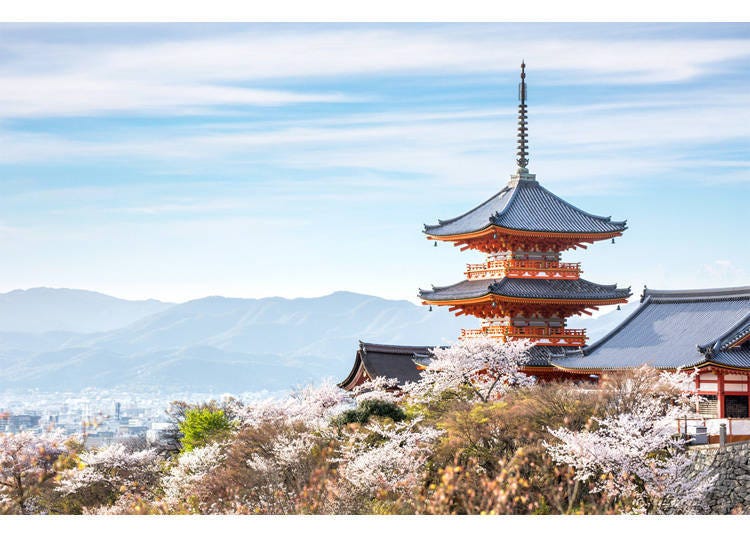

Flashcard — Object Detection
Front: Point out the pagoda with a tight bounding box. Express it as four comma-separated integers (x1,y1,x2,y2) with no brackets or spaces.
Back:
419,63,631,371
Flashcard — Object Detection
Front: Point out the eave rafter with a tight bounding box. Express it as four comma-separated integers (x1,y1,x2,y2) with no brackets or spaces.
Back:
427,225,622,253
421,294,625,319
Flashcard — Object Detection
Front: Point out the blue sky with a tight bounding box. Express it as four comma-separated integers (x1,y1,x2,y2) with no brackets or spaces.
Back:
0,23,748,306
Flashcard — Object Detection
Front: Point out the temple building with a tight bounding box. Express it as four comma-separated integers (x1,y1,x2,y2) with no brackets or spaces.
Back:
419,63,630,376
552,286,750,419
339,64,750,414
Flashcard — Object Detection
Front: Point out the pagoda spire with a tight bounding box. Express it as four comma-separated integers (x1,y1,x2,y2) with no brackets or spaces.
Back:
516,61,529,172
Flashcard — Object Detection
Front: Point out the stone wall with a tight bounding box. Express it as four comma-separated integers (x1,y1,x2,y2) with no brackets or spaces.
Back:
690,440,750,514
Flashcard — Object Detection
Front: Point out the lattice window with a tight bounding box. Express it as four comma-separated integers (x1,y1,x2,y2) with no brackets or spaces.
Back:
725,395,749,418
698,395,718,418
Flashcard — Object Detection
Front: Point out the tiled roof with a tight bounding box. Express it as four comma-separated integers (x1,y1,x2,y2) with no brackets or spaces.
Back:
709,349,750,369
419,279,497,301
526,345,560,367
552,286,750,371
419,277,631,302
424,179,626,237
339,341,555,389
339,342,433,388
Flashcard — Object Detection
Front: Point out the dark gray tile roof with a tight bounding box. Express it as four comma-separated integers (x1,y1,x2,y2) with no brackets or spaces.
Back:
339,341,555,389
339,342,433,388
419,277,631,302
419,279,497,301
552,286,750,371
424,180,626,237
700,312,750,353
709,349,750,369
424,186,514,237
526,346,561,367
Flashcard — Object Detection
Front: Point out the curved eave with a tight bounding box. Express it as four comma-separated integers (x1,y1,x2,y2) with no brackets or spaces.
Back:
419,293,630,307
701,361,750,372
550,359,750,374
550,361,704,373
422,187,515,236
425,224,625,243
338,344,368,390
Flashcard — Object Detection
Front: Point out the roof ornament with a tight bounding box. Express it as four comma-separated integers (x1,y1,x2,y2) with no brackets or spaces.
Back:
516,61,529,172
509,61,536,186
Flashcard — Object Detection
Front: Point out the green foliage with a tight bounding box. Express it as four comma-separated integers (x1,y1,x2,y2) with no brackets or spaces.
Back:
179,407,234,452
334,399,406,425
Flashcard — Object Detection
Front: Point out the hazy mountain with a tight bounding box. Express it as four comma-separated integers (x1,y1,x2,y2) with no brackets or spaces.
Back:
0,288,172,333
0,288,635,393
0,291,472,392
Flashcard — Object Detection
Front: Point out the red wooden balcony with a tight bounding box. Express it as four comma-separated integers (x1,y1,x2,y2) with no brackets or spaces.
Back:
465,259,581,281
460,325,587,346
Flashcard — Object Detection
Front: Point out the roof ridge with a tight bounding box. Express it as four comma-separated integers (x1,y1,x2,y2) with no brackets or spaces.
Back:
423,186,512,231
583,296,651,355
531,181,627,226
359,341,435,354
421,279,490,292
646,286,750,302
698,312,750,352
489,180,523,221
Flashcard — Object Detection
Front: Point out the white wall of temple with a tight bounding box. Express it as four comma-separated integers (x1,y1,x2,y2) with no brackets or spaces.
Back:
697,371,749,394
486,251,511,262
485,250,561,262
480,315,565,328
481,316,510,327
513,315,565,327
511,249,560,261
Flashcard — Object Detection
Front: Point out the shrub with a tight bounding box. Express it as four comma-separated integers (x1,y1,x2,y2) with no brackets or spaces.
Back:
179,408,234,452
334,399,406,425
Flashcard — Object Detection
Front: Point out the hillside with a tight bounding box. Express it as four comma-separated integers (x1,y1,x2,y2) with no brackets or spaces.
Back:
0,290,472,392
0,288,172,333
0,287,635,393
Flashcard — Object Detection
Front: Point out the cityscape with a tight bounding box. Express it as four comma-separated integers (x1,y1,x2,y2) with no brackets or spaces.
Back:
0,388,280,446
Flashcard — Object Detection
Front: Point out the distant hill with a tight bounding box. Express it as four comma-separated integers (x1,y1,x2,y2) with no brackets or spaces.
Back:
0,288,172,333
0,288,637,393
0,290,472,392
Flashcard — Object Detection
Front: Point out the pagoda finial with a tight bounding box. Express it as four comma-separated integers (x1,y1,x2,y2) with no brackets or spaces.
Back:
516,61,529,172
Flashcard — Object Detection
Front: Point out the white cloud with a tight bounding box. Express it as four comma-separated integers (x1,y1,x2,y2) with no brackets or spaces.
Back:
698,260,747,286
2,27,750,118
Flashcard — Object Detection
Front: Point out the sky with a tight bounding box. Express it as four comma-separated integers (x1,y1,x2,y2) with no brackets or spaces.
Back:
0,23,748,305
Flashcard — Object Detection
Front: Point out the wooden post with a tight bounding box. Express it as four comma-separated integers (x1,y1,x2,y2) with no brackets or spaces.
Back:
729,418,733,443
718,370,726,418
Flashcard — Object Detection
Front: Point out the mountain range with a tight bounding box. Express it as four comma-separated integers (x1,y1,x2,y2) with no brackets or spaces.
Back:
0,288,634,393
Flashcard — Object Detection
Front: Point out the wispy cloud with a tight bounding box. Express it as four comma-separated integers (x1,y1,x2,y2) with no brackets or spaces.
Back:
0,24,748,302
2,26,750,118
5,90,749,194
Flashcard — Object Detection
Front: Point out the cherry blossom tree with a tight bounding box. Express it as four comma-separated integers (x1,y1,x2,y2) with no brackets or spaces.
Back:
337,418,443,495
0,431,68,514
405,337,535,403
161,442,226,509
239,379,353,429
57,443,161,511
545,367,713,514
351,376,400,403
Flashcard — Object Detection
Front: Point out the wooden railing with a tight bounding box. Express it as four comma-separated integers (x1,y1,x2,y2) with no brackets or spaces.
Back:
465,259,581,280
460,325,587,346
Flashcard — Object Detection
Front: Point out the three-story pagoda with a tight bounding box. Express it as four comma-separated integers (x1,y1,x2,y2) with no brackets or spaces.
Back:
419,63,631,368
